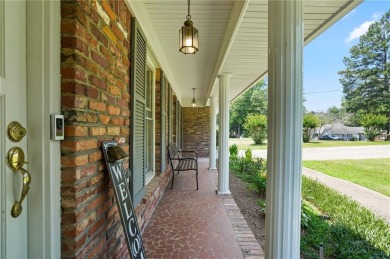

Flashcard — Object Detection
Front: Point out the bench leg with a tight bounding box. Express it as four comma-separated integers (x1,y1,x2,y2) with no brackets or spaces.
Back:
170,170,175,189
196,169,198,190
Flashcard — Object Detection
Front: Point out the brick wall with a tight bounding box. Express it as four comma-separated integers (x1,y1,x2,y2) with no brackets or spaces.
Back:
183,107,210,157
61,1,131,257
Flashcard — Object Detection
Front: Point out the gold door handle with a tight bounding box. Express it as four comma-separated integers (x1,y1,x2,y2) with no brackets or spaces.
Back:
7,147,28,170
11,168,31,218
6,147,31,218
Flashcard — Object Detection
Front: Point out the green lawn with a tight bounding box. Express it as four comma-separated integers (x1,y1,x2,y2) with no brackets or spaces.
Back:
230,138,389,150
301,177,390,258
230,153,390,257
303,158,390,196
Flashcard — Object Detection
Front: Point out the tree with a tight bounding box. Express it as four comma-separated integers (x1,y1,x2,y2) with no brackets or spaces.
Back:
243,114,267,144
230,79,268,136
326,106,356,126
358,113,388,141
338,10,390,131
314,112,336,138
303,114,319,143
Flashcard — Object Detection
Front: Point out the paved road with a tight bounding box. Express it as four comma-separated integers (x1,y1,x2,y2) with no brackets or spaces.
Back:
240,145,390,160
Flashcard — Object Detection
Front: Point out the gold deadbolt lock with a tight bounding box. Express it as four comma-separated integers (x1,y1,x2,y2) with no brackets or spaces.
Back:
7,121,27,142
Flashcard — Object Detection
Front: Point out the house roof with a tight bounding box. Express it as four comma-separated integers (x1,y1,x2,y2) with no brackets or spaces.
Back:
126,0,362,107
316,123,364,135
327,123,364,135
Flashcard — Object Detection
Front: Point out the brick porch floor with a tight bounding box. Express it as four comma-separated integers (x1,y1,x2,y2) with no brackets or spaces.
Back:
142,158,264,258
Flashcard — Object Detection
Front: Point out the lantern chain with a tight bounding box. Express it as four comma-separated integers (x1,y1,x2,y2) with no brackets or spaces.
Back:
186,0,191,20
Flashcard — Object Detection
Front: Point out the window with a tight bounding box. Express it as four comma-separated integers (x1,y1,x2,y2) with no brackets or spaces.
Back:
145,65,155,184
160,75,167,172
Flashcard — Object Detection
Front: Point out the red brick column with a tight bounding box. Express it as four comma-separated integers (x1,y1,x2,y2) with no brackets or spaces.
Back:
61,1,131,257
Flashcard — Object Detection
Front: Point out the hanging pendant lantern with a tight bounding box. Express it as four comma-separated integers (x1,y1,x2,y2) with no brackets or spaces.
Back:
179,0,199,54
192,88,197,107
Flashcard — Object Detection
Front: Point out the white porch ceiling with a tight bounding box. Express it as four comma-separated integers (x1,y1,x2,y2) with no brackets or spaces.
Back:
126,0,362,107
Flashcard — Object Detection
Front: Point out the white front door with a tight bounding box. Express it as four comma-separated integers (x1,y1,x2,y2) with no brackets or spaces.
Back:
0,0,29,257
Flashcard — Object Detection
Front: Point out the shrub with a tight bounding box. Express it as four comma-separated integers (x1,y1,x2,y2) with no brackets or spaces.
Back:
249,172,267,196
245,148,252,161
238,157,254,175
243,114,267,144
231,153,267,195
358,113,388,141
349,136,358,141
257,199,266,214
230,156,249,174
301,201,312,229
229,144,238,157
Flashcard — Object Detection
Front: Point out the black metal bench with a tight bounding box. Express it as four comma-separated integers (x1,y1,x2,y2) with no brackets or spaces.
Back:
167,143,198,190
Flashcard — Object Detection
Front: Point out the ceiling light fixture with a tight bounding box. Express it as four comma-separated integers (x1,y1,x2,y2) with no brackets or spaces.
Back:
179,0,199,54
192,88,197,107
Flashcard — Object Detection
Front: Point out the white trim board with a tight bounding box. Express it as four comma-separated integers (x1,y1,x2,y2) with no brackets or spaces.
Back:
0,94,5,259
26,0,61,257
0,0,5,77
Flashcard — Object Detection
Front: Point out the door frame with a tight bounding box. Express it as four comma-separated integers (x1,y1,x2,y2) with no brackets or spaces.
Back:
26,0,61,257
0,1,4,256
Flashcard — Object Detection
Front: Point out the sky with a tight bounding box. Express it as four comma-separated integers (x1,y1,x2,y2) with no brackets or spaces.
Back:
303,0,390,113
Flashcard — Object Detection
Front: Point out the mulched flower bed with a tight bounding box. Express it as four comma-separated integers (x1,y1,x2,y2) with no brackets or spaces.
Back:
229,172,266,248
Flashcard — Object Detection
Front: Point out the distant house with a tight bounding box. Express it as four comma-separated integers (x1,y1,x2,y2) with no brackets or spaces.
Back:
313,123,366,141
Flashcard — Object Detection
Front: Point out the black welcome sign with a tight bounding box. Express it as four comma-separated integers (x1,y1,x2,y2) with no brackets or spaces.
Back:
102,141,146,259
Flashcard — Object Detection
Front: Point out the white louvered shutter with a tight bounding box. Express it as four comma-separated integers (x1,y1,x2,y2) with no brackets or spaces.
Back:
160,74,167,172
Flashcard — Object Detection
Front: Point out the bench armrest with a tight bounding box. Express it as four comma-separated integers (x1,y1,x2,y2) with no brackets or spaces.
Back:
178,150,197,159
171,157,197,161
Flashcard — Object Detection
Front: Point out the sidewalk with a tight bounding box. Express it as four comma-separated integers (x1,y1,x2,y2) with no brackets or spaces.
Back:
241,145,390,160
303,167,390,224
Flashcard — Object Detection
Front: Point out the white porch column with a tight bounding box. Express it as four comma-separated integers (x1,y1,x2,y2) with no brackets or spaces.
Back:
209,96,217,169
217,73,231,194
265,0,303,258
